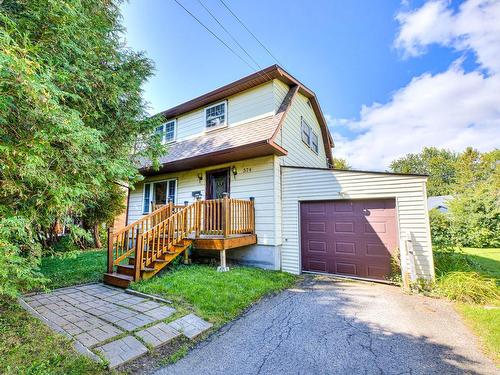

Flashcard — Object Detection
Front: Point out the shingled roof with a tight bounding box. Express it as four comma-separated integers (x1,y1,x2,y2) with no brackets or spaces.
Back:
141,65,334,175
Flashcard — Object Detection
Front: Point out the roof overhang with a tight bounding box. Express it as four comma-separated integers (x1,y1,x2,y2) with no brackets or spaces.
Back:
141,140,287,176
159,65,334,167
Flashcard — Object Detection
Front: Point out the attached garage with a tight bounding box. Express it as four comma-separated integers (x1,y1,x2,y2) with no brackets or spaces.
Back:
301,199,398,280
281,166,435,283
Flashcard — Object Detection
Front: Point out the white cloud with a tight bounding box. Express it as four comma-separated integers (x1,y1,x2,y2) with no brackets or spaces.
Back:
333,0,500,170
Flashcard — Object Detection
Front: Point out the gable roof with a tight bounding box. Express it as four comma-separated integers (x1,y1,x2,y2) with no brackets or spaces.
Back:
142,65,334,174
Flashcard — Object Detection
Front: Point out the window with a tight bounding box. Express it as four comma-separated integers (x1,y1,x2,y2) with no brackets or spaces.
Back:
301,117,311,145
311,131,319,153
156,120,176,143
205,101,227,129
301,117,319,154
142,179,177,214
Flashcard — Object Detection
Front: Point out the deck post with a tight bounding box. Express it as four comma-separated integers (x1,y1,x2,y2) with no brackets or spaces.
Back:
107,227,114,273
134,228,143,281
249,197,255,234
217,249,229,272
222,192,230,238
195,195,202,237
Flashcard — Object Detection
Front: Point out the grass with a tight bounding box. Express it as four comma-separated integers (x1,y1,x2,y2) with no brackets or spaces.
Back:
0,300,107,375
41,249,106,289
434,247,500,362
131,264,297,365
4,251,295,372
131,264,297,326
1,249,109,374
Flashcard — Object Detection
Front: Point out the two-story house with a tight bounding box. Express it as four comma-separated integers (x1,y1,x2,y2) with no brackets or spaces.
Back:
106,65,434,289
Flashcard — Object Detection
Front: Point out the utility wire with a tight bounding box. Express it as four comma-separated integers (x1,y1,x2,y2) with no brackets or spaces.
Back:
172,0,258,72
197,0,264,73
219,0,283,67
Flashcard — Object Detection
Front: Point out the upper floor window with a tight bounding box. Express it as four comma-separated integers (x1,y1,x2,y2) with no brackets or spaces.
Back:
205,101,227,129
301,117,311,145
156,119,176,143
301,117,319,154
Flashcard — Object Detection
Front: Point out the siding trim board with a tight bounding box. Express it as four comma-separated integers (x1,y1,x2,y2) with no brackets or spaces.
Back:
281,167,434,281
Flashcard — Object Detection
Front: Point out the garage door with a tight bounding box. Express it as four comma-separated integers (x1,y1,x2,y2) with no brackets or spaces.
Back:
300,199,398,280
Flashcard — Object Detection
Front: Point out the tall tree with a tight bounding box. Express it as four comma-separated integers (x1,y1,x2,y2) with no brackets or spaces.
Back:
390,147,458,196
0,0,164,296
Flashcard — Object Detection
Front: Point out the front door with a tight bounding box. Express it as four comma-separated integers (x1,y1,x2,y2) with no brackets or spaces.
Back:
206,168,230,199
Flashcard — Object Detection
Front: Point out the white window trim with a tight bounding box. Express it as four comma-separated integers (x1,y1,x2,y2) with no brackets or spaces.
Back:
142,178,178,214
301,117,311,146
204,100,227,131
163,119,177,143
157,119,177,144
301,116,319,155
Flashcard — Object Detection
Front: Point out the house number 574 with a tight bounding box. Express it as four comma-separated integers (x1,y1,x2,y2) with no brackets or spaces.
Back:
243,167,252,173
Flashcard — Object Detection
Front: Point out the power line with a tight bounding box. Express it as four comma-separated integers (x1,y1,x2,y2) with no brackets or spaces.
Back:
172,0,258,72
219,0,283,67
196,0,264,73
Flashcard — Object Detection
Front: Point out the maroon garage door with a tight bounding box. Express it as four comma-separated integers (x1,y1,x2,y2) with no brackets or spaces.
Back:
300,199,398,280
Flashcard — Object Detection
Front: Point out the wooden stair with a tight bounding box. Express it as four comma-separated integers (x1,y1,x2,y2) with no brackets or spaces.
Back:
104,239,192,288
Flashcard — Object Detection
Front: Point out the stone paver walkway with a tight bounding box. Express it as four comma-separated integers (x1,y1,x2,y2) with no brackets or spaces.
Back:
21,283,212,369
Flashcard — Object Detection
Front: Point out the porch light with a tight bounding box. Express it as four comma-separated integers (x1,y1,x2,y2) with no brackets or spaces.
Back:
232,166,238,178
197,172,203,182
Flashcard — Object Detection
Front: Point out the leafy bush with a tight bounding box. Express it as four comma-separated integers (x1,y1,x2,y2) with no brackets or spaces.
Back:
429,209,454,247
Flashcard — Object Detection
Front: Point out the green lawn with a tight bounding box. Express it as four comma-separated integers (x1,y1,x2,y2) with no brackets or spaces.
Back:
131,264,297,326
3,251,296,372
434,247,500,362
0,250,110,374
0,301,107,375
461,247,500,282
41,249,107,289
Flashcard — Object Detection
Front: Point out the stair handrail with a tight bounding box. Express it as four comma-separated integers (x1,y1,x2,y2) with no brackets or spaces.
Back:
137,201,200,273
107,202,174,273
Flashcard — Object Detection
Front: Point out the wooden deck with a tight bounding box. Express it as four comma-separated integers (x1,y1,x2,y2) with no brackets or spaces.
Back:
104,195,256,287
190,234,257,250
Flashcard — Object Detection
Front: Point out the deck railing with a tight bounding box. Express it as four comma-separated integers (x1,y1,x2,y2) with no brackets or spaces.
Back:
107,194,255,277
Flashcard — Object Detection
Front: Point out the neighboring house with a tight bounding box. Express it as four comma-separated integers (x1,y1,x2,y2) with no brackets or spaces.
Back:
427,195,453,213
108,65,433,287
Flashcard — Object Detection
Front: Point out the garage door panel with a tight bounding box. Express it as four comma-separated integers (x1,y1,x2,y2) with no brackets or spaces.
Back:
333,221,355,233
365,242,391,257
307,222,326,233
307,240,327,253
305,260,328,273
301,199,397,281
335,262,357,275
334,241,356,254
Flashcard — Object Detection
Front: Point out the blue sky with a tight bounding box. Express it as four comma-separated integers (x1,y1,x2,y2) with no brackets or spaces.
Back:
121,0,499,169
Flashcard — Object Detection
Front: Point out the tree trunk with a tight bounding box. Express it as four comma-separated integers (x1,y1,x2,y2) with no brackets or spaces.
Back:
92,223,102,248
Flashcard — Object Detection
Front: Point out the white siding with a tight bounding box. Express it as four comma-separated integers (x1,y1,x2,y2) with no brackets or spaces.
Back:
128,156,278,246
173,82,275,141
273,87,328,168
281,167,434,279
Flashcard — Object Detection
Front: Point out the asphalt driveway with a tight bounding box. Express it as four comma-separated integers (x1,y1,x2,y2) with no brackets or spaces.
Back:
154,275,497,375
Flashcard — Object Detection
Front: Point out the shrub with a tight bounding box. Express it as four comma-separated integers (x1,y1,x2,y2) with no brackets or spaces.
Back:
436,271,498,304
433,248,499,304
429,209,454,247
